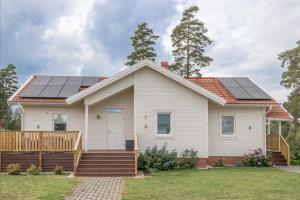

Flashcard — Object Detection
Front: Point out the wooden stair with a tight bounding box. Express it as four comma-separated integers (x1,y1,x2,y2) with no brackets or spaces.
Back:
75,151,136,176
272,152,288,166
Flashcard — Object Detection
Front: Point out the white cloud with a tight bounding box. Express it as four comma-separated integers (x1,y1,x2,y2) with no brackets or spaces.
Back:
161,0,300,103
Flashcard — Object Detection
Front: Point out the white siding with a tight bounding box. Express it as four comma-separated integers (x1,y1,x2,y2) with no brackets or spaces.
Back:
22,104,84,132
208,103,266,156
84,74,134,105
134,68,209,157
87,88,134,150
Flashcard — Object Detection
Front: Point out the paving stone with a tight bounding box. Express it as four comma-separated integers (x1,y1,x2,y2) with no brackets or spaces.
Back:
65,177,122,200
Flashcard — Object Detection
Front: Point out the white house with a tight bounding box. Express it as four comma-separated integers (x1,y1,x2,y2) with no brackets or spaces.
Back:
8,60,292,171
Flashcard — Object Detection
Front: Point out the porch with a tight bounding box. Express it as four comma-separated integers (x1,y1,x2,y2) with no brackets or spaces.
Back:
0,131,138,176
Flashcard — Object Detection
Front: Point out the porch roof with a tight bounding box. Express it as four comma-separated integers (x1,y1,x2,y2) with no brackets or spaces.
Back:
266,105,293,121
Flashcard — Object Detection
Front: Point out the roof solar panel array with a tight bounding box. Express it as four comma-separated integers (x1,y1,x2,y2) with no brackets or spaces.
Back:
218,77,272,100
20,76,101,98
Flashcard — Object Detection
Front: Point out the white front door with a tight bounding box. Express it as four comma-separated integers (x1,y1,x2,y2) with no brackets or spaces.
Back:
107,108,125,149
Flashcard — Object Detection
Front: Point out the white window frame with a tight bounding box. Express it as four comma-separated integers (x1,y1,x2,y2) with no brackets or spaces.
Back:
52,113,69,131
219,114,236,137
155,111,174,137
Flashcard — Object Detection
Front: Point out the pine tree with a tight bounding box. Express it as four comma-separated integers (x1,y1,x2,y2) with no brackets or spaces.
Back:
126,22,159,66
0,64,19,129
170,6,212,78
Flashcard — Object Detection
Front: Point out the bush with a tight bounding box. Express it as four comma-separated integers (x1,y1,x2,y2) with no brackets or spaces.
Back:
178,149,198,169
7,163,21,175
26,164,41,175
291,160,300,165
138,144,177,174
214,159,225,167
240,148,271,167
286,133,300,160
54,165,65,175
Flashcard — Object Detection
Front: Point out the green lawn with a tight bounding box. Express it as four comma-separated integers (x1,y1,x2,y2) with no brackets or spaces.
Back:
123,168,300,200
0,175,80,200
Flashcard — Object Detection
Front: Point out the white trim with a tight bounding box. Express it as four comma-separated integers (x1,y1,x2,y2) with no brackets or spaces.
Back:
8,102,67,106
155,110,174,137
84,104,89,151
266,117,293,121
66,60,226,105
52,113,69,131
219,113,236,138
8,75,34,102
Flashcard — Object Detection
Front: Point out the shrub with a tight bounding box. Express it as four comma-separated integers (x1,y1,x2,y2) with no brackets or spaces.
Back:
178,149,198,169
138,144,177,174
54,165,65,175
214,159,225,167
26,164,41,175
286,133,300,160
7,163,21,175
291,160,300,165
240,148,271,167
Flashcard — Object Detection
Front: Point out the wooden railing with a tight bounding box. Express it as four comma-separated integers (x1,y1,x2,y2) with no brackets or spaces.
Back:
0,131,80,151
266,133,290,165
280,135,290,165
134,134,138,175
266,134,280,151
73,131,82,175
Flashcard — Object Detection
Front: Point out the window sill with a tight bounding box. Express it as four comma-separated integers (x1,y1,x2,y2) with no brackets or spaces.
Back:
155,134,174,139
220,135,237,140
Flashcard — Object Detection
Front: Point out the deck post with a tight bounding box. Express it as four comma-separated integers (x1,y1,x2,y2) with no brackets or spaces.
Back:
278,121,281,151
39,132,43,170
84,104,89,151
0,151,2,172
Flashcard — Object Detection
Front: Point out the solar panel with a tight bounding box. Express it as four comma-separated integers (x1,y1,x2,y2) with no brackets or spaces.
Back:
244,87,272,99
30,76,52,85
218,77,272,100
65,77,84,86
218,78,240,87
20,85,45,97
48,76,68,85
39,85,63,98
234,77,256,87
82,77,100,86
58,85,80,98
225,87,252,99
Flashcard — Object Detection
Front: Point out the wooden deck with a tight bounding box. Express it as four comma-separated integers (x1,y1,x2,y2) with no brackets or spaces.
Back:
0,131,82,173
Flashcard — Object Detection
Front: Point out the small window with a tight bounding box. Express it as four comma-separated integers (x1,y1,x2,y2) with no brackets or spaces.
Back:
157,113,171,134
53,114,67,131
221,115,235,136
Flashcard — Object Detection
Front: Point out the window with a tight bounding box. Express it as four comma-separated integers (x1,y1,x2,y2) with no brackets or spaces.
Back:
53,114,67,131
157,113,171,134
221,115,235,136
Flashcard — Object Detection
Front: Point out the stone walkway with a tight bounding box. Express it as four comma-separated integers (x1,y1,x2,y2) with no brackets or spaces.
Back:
65,177,123,200
275,166,300,173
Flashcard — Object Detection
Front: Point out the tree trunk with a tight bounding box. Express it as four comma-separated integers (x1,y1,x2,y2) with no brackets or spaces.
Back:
186,26,190,78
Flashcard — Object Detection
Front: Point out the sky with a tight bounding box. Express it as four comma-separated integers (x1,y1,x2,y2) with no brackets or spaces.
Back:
0,0,299,103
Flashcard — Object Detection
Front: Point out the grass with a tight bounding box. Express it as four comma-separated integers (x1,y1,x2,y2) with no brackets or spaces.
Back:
123,168,300,200
0,174,80,200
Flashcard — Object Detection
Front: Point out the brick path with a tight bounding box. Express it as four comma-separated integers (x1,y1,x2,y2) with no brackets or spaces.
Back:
65,177,123,200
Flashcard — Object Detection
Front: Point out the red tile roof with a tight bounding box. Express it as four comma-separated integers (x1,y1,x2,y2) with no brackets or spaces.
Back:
9,76,278,105
188,77,277,105
266,105,293,120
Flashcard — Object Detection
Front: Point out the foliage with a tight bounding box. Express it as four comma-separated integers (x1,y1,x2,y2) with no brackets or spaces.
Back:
286,133,300,160
278,41,300,132
54,165,65,175
0,64,19,130
214,159,225,167
7,163,21,175
291,160,300,165
126,22,159,66
138,145,177,174
170,6,212,78
178,149,198,169
240,148,272,167
26,164,41,175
